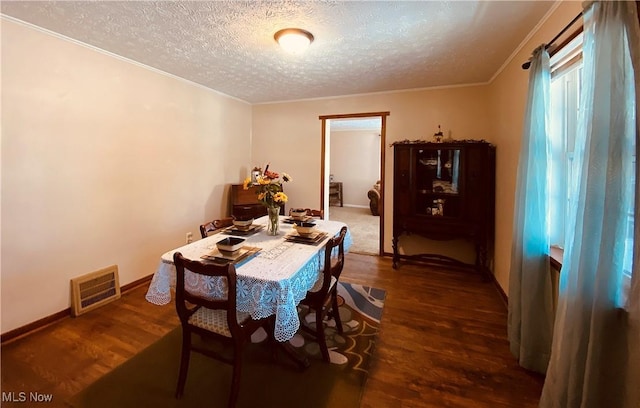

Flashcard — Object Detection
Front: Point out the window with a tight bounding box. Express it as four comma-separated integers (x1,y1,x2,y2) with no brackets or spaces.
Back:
549,53,582,247
549,33,583,249
549,31,635,306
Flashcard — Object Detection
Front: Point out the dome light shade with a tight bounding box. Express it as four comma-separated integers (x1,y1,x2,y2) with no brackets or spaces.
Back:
274,28,314,54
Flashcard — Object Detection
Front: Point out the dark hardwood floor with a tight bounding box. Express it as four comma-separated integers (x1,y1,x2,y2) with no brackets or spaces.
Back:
1,253,544,407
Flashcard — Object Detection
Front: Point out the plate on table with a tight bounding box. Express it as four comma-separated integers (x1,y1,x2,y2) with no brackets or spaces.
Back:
222,224,265,236
201,246,261,265
284,231,328,245
283,216,312,224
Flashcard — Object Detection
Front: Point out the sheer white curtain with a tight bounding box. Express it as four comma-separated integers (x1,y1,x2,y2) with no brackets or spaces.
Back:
540,2,639,407
624,2,639,406
507,45,555,374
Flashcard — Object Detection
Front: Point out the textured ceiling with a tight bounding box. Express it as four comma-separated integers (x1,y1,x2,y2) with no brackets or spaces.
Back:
1,1,555,104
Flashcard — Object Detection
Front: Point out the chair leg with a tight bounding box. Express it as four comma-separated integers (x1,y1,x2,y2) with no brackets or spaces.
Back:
331,289,343,335
315,307,330,362
228,341,243,408
175,329,191,399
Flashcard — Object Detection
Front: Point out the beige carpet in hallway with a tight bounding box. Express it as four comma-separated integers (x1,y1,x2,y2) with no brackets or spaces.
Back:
328,206,380,255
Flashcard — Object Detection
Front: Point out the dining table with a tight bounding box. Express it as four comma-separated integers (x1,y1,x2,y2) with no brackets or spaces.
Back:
145,215,352,344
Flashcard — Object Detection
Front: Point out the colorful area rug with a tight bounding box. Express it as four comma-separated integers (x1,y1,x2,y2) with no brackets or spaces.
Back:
68,282,386,408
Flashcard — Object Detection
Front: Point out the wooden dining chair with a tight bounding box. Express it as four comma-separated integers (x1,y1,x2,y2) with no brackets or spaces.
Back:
299,226,348,362
173,252,267,408
304,208,324,219
199,217,233,238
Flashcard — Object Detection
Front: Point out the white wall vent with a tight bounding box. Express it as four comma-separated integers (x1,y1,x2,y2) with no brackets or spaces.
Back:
70,265,121,317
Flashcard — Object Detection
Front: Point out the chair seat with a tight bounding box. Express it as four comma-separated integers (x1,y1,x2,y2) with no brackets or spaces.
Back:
309,275,337,293
188,307,252,337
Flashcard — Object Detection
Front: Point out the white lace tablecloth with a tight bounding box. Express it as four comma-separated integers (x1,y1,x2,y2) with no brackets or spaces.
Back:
145,217,352,342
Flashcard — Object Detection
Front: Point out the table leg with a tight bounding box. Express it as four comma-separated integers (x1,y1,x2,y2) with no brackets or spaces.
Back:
267,316,310,370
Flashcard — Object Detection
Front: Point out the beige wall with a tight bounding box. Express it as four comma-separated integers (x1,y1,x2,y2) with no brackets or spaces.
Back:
330,129,380,207
487,1,582,294
1,19,252,333
252,86,491,260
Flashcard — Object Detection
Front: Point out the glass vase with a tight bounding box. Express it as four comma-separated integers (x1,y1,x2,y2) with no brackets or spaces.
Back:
266,206,280,235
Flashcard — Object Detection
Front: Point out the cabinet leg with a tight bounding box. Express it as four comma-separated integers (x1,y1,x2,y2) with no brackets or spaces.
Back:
477,242,490,281
392,235,399,269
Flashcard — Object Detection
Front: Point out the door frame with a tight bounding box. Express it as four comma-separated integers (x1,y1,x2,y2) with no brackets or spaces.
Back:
319,111,390,256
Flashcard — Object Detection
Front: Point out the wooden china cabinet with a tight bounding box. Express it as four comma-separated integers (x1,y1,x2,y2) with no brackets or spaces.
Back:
392,140,495,278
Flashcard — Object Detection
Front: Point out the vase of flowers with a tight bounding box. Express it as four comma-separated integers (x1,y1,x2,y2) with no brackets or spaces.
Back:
243,164,290,235
266,206,280,235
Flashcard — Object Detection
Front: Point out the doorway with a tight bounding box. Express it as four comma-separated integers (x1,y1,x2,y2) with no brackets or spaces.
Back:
319,112,389,256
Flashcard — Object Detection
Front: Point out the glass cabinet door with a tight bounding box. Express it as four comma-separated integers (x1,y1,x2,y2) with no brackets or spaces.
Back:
415,148,461,217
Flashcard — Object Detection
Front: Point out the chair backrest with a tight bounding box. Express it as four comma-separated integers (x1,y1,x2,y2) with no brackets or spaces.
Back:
199,217,234,238
305,208,324,219
315,226,348,296
199,222,216,239
173,252,241,336
214,217,233,229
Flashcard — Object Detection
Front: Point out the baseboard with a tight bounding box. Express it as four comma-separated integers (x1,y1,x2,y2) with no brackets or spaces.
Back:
1,274,154,345
0,309,72,346
120,274,154,293
491,274,508,309
341,204,369,209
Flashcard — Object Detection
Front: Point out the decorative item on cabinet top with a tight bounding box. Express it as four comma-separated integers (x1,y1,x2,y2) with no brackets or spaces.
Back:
391,138,489,146
433,125,444,143
250,166,262,185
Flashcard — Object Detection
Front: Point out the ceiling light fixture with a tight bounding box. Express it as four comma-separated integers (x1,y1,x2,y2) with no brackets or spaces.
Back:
274,28,314,54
